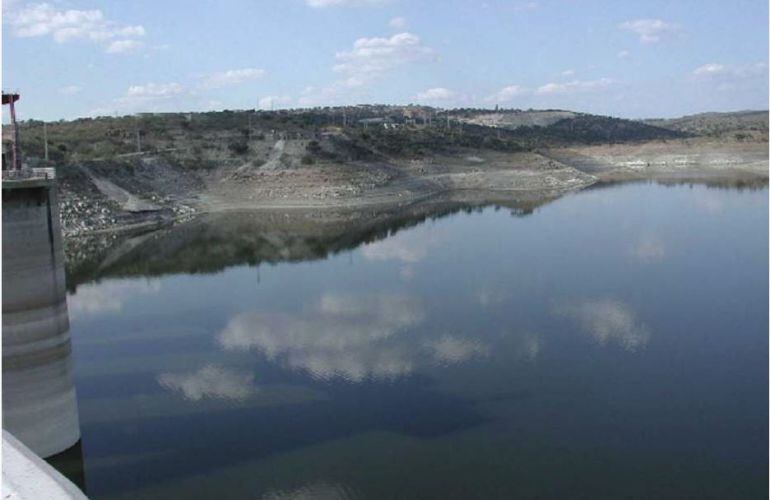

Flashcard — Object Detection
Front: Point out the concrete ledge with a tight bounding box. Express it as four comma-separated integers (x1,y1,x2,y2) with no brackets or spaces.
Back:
2,430,87,499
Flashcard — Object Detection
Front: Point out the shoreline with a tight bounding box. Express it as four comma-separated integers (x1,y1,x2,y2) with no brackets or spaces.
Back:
59,138,767,240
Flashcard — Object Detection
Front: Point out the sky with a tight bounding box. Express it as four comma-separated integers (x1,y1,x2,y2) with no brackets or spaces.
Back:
1,0,768,121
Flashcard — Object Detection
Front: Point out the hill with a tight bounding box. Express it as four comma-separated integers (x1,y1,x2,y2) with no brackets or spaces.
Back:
15,106,685,168
643,110,768,141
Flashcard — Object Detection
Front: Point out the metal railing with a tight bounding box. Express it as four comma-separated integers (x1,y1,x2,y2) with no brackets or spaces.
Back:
2,167,56,182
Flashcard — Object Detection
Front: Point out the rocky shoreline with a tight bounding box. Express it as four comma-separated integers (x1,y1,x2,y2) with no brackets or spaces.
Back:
57,138,767,238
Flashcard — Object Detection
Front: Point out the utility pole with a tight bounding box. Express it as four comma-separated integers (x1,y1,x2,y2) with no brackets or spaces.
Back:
43,122,49,161
248,113,252,141
134,117,142,153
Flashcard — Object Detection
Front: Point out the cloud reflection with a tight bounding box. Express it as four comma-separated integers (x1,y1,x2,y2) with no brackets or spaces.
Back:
158,364,256,401
556,298,650,351
218,294,490,382
67,279,161,319
262,482,356,500
426,335,489,365
629,235,666,263
476,288,509,307
361,226,446,280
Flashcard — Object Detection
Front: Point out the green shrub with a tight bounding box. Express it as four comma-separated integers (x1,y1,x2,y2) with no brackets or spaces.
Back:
228,141,249,155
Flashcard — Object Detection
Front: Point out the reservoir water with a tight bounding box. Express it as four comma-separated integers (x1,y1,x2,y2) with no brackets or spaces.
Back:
63,182,768,499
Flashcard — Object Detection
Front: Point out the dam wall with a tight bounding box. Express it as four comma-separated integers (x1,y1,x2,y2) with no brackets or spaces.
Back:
2,169,81,458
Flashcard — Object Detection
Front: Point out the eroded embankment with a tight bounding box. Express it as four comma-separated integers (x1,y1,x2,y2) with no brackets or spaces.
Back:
58,138,767,244
58,149,597,236
543,140,768,181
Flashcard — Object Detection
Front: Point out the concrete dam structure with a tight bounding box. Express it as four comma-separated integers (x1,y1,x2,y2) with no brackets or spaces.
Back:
2,168,82,459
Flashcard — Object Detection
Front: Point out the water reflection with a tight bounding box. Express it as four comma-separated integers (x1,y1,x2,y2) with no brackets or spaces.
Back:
361,227,445,264
46,440,87,494
629,235,666,263
158,364,257,401
261,482,358,500
65,178,768,290
425,335,489,365
556,297,651,351
475,287,510,308
65,195,552,289
67,278,161,319
63,182,767,499
217,293,499,382
218,294,432,381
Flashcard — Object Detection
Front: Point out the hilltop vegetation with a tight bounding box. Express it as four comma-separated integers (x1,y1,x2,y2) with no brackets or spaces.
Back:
643,110,768,141
15,106,686,169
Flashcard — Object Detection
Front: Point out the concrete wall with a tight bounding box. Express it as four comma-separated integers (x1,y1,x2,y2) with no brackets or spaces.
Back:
3,430,88,499
2,180,81,458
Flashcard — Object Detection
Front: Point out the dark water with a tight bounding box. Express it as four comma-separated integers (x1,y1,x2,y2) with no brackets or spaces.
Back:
64,182,768,499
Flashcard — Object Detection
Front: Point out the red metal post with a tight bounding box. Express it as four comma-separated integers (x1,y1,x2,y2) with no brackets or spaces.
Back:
3,93,22,170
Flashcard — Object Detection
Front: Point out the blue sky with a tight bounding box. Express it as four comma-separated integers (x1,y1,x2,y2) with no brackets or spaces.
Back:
2,0,768,121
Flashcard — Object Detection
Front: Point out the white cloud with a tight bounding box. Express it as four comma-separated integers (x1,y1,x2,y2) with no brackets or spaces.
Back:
91,80,192,115
513,1,539,11
298,31,435,106
389,16,407,29
556,298,650,351
100,82,185,113
333,32,435,86
617,50,631,60
693,61,767,79
561,69,575,77
305,0,387,7
693,63,726,77
59,85,82,95
158,364,256,401
692,62,768,92
105,39,143,54
535,77,614,95
619,18,680,44
200,68,265,90
259,95,292,109
7,3,146,50
415,87,456,101
485,84,528,103
126,82,184,98
114,25,146,37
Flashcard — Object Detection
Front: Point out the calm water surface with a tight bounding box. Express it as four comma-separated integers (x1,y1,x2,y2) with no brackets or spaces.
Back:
65,182,768,499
